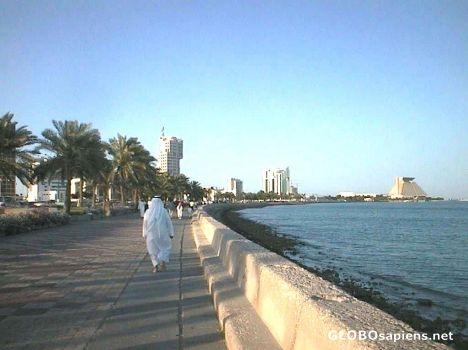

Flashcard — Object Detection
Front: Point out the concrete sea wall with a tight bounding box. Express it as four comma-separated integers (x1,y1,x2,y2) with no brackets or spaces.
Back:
192,211,449,350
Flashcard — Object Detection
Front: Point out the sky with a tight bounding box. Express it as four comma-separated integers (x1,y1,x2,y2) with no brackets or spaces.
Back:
1,1,467,198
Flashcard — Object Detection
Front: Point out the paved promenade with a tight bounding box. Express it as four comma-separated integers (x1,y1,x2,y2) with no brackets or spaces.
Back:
0,214,225,350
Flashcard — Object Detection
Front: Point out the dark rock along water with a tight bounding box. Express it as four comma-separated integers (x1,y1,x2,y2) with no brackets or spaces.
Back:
239,201,468,326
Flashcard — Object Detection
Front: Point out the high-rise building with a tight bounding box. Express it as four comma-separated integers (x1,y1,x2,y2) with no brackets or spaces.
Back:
262,167,291,195
226,178,243,196
0,120,16,197
388,177,427,199
0,175,16,197
158,136,183,176
289,184,299,196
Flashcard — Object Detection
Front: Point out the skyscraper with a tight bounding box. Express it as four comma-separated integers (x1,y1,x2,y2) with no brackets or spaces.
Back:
158,136,183,176
0,120,16,197
226,178,243,196
262,167,291,195
0,175,15,197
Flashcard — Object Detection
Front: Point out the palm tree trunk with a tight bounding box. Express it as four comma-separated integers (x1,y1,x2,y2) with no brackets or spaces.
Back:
79,177,84,207
103,184,111,217
132,189,137,204
65,175,72,214
92,183,97,208
120,184,125,205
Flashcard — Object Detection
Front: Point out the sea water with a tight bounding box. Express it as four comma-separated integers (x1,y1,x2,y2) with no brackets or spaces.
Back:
238,201,468,324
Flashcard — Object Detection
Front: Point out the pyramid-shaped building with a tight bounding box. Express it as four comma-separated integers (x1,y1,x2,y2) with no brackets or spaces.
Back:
388,177,427,199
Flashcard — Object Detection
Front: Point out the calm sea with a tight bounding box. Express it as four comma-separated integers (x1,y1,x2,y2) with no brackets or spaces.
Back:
238,201,468,323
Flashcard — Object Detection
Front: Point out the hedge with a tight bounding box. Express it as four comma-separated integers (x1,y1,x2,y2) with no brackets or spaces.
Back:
0,211,71,236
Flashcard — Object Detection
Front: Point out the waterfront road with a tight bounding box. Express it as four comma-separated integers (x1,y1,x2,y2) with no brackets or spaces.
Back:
0,214,225,350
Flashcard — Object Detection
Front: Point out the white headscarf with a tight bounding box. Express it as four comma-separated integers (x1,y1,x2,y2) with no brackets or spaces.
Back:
143,198,174,239
144,198,161,234
146,198,164,220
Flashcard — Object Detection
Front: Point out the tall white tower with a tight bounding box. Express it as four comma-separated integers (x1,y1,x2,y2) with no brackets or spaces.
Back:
158,135,183,176
262,167,291,195
227,178,243,196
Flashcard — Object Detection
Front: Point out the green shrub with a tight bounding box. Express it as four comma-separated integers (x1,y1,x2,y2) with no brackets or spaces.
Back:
0,211,71,236
111,207,135,216
91,208,103,215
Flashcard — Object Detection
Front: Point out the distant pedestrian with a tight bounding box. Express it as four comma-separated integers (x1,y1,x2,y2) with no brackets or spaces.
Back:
166,201,175,218
138,199,146,219
187,205,193,218
176,202,183,220
142,197,174,273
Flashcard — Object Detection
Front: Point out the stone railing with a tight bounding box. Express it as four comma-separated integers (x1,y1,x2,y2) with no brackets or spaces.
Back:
192,211,449,350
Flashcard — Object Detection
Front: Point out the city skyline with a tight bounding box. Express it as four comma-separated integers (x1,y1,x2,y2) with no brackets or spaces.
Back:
2,1,467,198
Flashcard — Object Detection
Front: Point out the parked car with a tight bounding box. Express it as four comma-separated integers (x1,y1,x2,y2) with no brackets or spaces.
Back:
0,196,13,207
0,196,22,207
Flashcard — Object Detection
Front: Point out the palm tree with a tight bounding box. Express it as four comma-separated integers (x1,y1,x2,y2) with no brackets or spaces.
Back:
96,158,114,216
170,174,190,200
0,112,38,185
107,134,155,205
188,180,204,202
256,190,267,201
224,192,235,202
135,163,156,201
77,135,107,207
134,159,159,203
35,120,105,213
204,187,213,203
79,148,110,208
85,177,99,208
154,171,172,201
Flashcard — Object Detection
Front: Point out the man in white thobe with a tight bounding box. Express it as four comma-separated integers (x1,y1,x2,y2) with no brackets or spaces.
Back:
176,202,183,220
138,199,146,219
142,197,174,272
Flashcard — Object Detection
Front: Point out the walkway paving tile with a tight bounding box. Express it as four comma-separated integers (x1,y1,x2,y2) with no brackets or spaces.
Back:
0,213,225,350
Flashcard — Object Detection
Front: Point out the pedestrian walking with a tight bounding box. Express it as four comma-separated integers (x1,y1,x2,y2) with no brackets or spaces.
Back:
176,201,183,220
166,201,175,218
142,197,174,273
138,199,146,219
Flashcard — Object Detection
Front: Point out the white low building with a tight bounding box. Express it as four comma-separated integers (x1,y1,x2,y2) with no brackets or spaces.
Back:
28,178,88,203
28,178,67,202
338,191,356,198
338,192,377,198
289,185,299,196
203,187,224,203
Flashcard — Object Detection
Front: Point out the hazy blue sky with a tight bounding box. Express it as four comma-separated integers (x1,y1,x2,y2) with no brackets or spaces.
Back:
1,1,467,198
